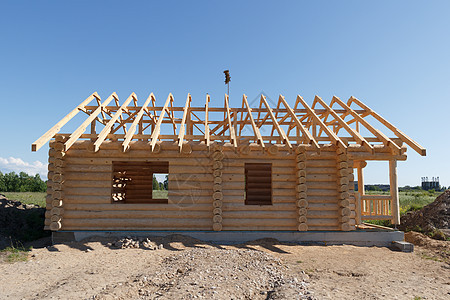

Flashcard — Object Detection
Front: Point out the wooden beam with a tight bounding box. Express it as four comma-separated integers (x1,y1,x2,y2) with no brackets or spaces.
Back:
93,93,135,152
315,96,373,153
348,96,426,156
389,159,400,225
298,96,346,151
332,96,401,154
177,94,192,152
205,94,210,147
64,93,116,151
278,95,319,150
260,95,292,148
149,93,173,151
32,92,99,151
122,93,152,152
242,94,265,147
225,94,237,149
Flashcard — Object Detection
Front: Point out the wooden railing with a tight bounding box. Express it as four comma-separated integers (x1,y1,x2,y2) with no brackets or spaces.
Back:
359,194,393,220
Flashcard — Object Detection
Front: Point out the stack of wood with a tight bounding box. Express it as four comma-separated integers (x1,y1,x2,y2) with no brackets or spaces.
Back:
296,146,308,231
47,136,66,231
212,143,224,231
337,148,351,231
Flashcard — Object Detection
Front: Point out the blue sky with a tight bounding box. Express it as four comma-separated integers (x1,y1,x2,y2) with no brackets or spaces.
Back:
0,1,449,187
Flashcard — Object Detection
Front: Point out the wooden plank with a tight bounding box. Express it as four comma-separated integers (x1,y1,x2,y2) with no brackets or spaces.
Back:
177,94,191,152
260,95,292,148
278,95,319,150
204,94,210,147
32,92,99,151
224,94,237,149
122,93,153,152
64,93,116,151
389,159,400,224
242,94,265,148
348,96,426,156
150,94,173,151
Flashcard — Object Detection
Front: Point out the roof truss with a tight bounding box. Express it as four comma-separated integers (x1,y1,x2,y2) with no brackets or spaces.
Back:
32,92,426,156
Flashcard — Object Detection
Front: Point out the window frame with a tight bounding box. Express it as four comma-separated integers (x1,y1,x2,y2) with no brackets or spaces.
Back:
111,161,169,204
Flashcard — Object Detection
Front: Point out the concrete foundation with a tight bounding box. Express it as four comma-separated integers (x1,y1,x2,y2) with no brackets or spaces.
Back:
53,230,406,248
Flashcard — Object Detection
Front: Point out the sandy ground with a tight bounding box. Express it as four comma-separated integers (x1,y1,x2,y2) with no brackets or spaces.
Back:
0,235,449,300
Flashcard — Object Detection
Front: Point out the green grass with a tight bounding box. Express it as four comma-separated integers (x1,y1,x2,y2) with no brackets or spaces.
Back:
2,192,46,207
0,244,32,263
365,190,439,215
153,189,168,199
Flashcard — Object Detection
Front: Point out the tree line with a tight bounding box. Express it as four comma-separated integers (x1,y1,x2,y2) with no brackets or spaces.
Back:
0,171,47,192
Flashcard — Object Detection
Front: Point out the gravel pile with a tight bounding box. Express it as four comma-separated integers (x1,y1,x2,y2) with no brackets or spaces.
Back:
93,247,314,299
110,236,164,250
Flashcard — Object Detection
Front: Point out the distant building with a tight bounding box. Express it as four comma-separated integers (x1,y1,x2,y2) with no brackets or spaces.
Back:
421,177,440,190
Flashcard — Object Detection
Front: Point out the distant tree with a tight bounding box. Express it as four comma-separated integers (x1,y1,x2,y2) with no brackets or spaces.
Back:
0,171,46,192
163,175,168,190
152,175,159,190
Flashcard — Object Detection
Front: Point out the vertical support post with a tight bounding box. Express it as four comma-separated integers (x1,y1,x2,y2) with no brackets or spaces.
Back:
356,162,365,224
389,159,400,225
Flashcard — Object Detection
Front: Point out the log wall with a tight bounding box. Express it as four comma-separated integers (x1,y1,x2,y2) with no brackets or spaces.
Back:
44,140,384,232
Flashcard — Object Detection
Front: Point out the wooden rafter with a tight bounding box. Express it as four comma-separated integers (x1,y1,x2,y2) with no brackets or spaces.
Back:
313,96,374,153
64,93,116,151
177,94,191,152
149,94,173,151
260,95,292,148
331,96,401,154
278,95,319,151
122,93,153,152
224,94,237,149
348,96,426,156
205,94,210,147
93,93,136,152
31,92,99,151
242,94,265,148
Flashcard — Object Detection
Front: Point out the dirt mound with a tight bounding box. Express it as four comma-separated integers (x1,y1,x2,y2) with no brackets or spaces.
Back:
0,194,48,249
400,190,450,239
405,231,450,263
92,247,314,299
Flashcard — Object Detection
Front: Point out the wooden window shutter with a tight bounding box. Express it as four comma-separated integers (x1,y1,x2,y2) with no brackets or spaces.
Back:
245,163,272,205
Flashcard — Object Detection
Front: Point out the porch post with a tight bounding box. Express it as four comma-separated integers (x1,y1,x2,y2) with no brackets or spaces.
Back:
389,159,400,225
356,161,365,225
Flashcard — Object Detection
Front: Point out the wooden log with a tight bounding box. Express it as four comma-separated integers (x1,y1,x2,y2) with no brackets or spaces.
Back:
306,173,336,182
340,207,351,216
306,225,339,231
339,191,350,199
306,160,336,167
52,191,65,200
338,161,348,169
50,215,62,222
296,170,307,177
296,162,306,169
306,182,338,190
213,192,223,201
338,184,349,193
296,199,308,208
297,191,307,199
296,153,307,162
212,151,225,161
64,203,213,211
338,169,348,177
339,199,350,207
307,189,337,196
298,176,306,184
295,144,309,154
53,142,64,151
307,218,339,227
390,160,400,225
64,210,213,219
51,207,64,215
298,223,308,231
298,216,307,223
337,154,348,161
213,161,223,170
307,203,339,210
46,195,52,204
296,184,307,193
213,200,222,208
212,143,223,152
222,210,297,219
213,215,223,223
213,208,222,215
221,218,297,227
213,222,222,231
339,177,350,185
62,218,213,229
239,145,251,155
180,143,192,154
340,216,350,223
213,183,222,192
51,199,63,207
213,169,222,177
306,167,337,174
214,177,222,184
50,221,62,231
297,208,307,215
341,223,351,231
221,202,295,211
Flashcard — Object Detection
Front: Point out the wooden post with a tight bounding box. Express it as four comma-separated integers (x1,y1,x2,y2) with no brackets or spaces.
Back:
356,161,365,224
389,159,400,225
